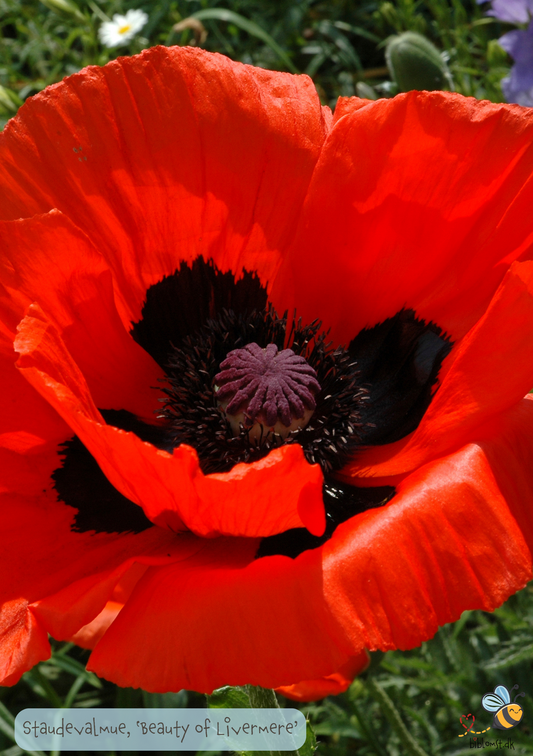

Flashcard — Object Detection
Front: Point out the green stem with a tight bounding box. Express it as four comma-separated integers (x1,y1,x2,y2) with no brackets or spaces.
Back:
244,686,299,756
349,696,389,756
207,685,312,756
365,677,430,756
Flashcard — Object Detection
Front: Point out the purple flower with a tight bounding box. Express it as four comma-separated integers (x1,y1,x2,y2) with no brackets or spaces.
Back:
499,21,533,105
478,1,533,106
477,0,533,23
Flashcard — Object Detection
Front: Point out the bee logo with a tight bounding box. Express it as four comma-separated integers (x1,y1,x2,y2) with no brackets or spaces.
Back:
482,684,525,731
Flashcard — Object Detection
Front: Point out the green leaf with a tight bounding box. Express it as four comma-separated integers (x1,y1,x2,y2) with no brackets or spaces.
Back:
38,0,85,23
245,685,280,710
0,702,47,756
207,685,251,709
304,50,329,78
63,675,86,709
2,746,30,756
189,9,298,73
315,21,362,70
0,701,16,743
365,677,431,756
296,716,317,756
485,639,533,670
0,85,21,116
44,653,102,688
207,686,316,756
22,667,63,708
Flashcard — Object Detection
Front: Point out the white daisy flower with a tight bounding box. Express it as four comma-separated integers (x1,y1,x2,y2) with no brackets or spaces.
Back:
98,9,148,48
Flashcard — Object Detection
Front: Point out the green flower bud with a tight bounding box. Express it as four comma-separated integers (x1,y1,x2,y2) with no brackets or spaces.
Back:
385,32,451,93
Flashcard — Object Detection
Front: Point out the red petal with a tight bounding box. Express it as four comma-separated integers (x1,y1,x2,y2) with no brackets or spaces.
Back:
0,370,201,687
276,651,370,701
87,536,352,692
0,211,163,419
15,304,325,538
332,96,375,122
69,563,148,649
70,601,123,650
323,402,533,653
88,399,533,692
0,600,50,685
0,47,328,321
342,260,533,479
32,537,201,642
0,331,68,453
198,452,325,538
273,92,533,344
0,480,197,685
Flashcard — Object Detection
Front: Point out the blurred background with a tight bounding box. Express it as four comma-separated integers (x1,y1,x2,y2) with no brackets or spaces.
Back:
1,1,533,754
0,0,518,129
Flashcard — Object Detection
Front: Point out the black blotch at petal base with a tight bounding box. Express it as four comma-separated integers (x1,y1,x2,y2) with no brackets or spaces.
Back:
52,433,153,535
350,309,452,445
52,263,449,551
256,481,395,559
130,257,268,368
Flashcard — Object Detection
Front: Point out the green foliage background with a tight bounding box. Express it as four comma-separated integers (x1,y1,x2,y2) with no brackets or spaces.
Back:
0,0,513,126
1,1,532,754
3,587,533,755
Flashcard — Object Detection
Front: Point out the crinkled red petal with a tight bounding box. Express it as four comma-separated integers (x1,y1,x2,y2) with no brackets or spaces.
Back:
272,91,533,344
324,402,533,653
87,536,352,692
0,336,197,685
0,211,163,420
2,52,533,698
70,601,124,651
0,599,51,686
31,538,201,643
0,47,329,321
69,563,148,650
0,329,68,453
276,651,370,701
15,303,325,538
86,399,533,692
0,487,195,685
332,96,376,122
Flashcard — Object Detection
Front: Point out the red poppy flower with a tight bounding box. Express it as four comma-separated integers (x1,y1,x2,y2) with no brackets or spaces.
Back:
1,46,533,701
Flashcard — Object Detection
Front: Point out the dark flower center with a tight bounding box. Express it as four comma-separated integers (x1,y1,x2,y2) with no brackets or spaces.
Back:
214,342,321,437
161,307,366,474
53,257,452,560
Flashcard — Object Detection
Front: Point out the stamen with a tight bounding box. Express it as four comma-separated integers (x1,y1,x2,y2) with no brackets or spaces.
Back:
160,305,365,474
214,342,321,439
